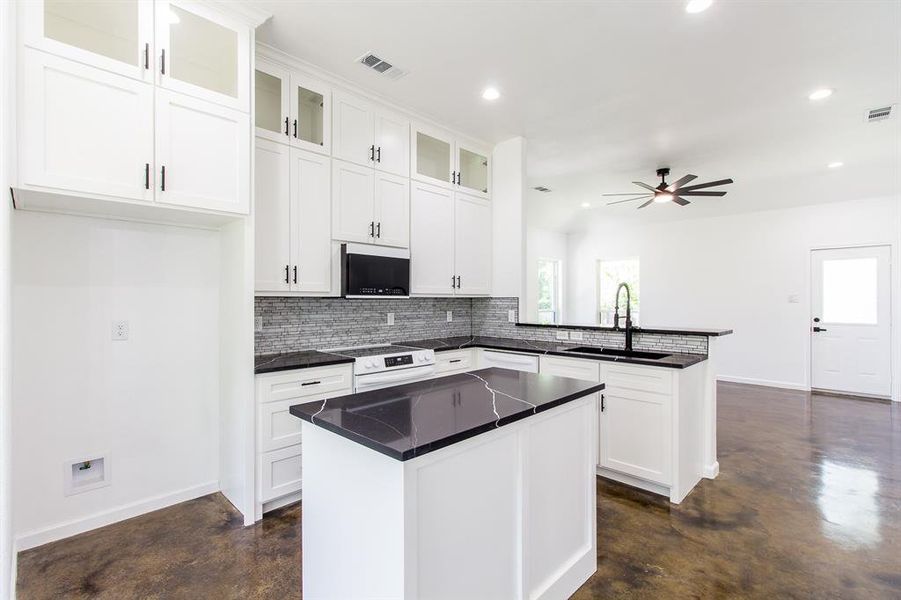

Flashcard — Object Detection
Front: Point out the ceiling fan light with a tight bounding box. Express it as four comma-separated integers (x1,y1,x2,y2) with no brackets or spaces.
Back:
654,193,674,203
685,0,713,13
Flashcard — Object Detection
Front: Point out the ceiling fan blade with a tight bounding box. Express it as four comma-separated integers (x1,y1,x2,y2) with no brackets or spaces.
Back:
677,178,734,192
602,192,652,197
666,174,697,191
672,196,690,206
607,195,652,206
632,181,659,193
678,190,727,197
637,198,655,209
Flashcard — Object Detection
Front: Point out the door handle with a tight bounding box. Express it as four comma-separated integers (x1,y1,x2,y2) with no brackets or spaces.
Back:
376,146,381,162
601,394,605,412
456,171,461,185
813,327,828,332
451,275,456,289
284,117,289,136
144,163,150,190
160,49,165,75
160,165,166,191
369,221,375,237
456,275,461,289
144,43,149,70
369,145,375,161
451,170,456,184
293,119,297,138
284,265,290,284
293,265,298,284
376,222,381,238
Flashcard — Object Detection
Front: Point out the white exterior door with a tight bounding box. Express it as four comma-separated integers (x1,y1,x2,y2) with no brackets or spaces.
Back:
332,91,373,167
155,90,249,214
411,181,456,295
331,160,374,244
290,149,332,293
373,110,409,177
20,50,154,202
454,193,492,296
811,246,892,397
254,138,290,292
373,172,410,249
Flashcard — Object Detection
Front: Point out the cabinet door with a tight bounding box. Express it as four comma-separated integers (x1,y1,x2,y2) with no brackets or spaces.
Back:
410,181,456,295
412,124,454,188
22,0,154,82
254,60,290,144
373,110,409,177
155,90,250,214
332,91,374,167
453,193,492,296
456,141,490,197
259,446,303,503
539,356,601,382
598,385,672,486
289,72,330,155
254,138,291,292
331,159,375,244
155,0,250,111
290,149,332,293
20,50,154,202
373,172,410,249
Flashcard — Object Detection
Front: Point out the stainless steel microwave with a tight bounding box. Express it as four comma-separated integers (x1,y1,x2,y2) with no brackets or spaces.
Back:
341,243,410,298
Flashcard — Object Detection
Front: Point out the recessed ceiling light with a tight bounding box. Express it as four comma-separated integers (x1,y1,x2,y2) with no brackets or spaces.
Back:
808,88,833,101
481,87,500,101
580,202,591,208
654,193,674,203
827,161,843,169
685,0,713,13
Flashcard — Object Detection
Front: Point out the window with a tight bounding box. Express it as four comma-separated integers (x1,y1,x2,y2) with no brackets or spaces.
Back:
598,258,639,326
537,259,562,324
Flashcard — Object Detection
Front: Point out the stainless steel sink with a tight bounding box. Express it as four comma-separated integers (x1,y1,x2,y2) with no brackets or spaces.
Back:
563,346,671,360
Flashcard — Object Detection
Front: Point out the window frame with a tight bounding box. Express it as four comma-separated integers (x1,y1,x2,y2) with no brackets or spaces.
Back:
536,257,563,325
596,257,640,326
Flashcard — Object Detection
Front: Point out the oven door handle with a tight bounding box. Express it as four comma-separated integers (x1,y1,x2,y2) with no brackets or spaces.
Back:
355,365,437,389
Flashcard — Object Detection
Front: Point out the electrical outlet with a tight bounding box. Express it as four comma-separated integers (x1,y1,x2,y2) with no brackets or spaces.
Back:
111,320,129,341
556,330,569,340
255,317,263,332
508,310,516,323
570,331,584,341
387,312,395,326
446,311,453,322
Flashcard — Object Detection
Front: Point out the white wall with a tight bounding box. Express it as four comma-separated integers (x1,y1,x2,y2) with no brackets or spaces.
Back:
11,212,221,550
491,137,526,301
524,227,568,322
565,196,900,391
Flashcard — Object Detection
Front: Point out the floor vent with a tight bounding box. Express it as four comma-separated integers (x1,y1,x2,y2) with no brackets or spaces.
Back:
533,186,552,193
357,51,407,81
865,104,895,123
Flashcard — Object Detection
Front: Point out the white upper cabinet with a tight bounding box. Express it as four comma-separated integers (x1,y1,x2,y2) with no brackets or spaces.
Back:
410,181,456,295
155,0,250,111
155,89,250,213
453,192,492,295
22,0,155,82
333,91,409,177
289,72,331,155
412,124,454,189
20,49,154,202
254,138,291,293
254,60,290,144
331,159,375,244
373,172,410,249
289,149,332,293
455,141,490,198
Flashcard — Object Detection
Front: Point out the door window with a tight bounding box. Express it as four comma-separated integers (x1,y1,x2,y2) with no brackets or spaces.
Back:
822,258,878,324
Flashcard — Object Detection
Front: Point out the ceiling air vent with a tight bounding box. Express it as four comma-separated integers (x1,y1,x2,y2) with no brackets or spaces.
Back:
533,186,552,193
864,104,895,123
357,51,408,81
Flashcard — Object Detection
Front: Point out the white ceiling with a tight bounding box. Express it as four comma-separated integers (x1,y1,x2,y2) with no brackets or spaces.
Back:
256,1,901,231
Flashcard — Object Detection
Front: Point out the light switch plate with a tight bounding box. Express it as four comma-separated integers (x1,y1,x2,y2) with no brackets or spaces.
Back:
387,312,395,326
556,330,569,340
570,331,584,341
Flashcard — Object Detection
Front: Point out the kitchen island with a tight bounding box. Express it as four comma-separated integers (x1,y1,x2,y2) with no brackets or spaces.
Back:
291,367,604,600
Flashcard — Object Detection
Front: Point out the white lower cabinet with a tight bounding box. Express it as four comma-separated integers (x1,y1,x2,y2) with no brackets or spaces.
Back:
434,348,476,377
255,364,353,512
480,349,539,373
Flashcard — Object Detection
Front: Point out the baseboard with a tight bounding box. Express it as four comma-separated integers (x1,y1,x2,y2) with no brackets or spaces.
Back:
15,481,218,552
716,375,809,391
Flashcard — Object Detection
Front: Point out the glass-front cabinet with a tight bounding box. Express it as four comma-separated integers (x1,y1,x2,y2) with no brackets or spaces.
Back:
254,60,290,143
156,0,250,111
254,60,330,154
456,143,490,196
22,0,155,81
412,125,454,188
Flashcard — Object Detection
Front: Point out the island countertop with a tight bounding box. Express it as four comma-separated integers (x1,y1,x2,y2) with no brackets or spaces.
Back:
290,367,605,461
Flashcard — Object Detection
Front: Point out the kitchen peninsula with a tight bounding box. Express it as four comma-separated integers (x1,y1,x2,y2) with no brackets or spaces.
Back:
291,367,604,600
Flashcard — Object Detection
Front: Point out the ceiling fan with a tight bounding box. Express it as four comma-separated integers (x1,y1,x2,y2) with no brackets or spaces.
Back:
604,168,734,209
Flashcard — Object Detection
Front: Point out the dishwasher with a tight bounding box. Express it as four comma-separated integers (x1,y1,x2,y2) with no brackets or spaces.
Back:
479,349,540,373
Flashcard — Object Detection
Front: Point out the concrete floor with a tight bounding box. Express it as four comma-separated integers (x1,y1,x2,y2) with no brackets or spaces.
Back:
16,382,901,599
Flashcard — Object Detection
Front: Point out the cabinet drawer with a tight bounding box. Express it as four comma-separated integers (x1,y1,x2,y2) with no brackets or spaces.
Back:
480,350,539,373
256,364,353,404
436,349,474,374
539,355,601,382
258,398,303,453
603,363,673,395
259,446,303,503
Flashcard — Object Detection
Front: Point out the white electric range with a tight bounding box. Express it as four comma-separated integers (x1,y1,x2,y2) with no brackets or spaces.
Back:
326,344,437,392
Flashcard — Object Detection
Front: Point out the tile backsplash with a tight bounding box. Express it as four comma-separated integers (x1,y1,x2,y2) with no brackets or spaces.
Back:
255,296,708,356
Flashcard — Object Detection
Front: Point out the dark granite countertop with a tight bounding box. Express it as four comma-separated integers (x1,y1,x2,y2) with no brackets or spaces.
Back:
515,323,732,336
290,367,604,461
254,350,354,374
399,336,707,369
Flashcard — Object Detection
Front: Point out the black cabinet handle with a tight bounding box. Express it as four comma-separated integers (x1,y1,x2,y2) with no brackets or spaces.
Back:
601,394,605,412
293,266,297,284
376,222,381,238
451,275,456,289
456,275,461,289
456,172,461,185
144,163,150,190
293,119,297,138
369,221,374,237
160,49,165,75
284,117,289,136
301,380,321,387
160,165,166,191
451,170,456,183
284,265,289,284
449,359,462,364
369,145,375,161
376,146,381,162
813,327,828,332
144,43,149,70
